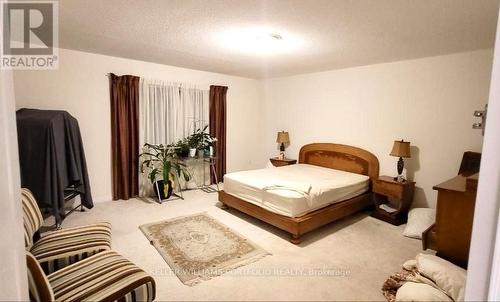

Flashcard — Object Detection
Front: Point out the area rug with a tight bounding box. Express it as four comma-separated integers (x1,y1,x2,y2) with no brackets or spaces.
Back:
139,213,270,286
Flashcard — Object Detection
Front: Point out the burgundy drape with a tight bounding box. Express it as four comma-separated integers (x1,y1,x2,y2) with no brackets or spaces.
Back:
109,73,140,200
209,85,228,184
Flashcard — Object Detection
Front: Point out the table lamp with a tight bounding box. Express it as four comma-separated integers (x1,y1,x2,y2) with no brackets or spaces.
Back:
390,139,411,182
276,131,290,160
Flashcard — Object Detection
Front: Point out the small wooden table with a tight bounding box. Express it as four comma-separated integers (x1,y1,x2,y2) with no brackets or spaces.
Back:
371,176,415,225
269,157,297,167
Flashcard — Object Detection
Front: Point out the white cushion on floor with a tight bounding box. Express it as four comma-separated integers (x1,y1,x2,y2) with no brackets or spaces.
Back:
416,253,467,301
396,282,452,302
403,208,436,239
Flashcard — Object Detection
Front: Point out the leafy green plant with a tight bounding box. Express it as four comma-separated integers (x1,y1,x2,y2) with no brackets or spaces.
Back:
187,125,217,151
173,138,190,157
139,143,191,184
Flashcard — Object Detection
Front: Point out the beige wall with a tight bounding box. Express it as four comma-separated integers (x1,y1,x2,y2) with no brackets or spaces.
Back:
262,49,492,207
14,48,264,202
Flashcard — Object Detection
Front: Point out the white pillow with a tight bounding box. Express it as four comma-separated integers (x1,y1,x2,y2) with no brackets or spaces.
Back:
402,259,417,271
396,282,452,302
416,253,467,301
403,208,436,239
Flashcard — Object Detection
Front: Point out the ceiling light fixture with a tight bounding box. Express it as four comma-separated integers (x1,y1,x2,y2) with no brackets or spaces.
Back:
269,33,283,40
216,27,302,56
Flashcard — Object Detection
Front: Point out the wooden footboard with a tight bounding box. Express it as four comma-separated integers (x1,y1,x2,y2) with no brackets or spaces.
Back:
218,190,373,244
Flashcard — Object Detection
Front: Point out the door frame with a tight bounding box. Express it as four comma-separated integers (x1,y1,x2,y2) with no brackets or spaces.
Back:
465,7,500,300
0,70,28,299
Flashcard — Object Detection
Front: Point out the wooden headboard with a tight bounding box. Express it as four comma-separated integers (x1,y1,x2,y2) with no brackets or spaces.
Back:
299,143,380,181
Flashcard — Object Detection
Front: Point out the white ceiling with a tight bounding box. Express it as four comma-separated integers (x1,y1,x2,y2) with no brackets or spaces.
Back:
59,0,500,79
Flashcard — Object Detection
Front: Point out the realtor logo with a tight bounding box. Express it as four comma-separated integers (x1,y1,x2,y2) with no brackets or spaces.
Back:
1,1,58,69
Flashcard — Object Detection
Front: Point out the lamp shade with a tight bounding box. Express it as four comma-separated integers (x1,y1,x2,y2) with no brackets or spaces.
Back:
390,140,411,158
276,131,290,144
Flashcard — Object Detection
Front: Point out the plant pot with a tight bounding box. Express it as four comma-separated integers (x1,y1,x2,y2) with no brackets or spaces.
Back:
197,149,204,158
189,148,197,157
153,180,173,200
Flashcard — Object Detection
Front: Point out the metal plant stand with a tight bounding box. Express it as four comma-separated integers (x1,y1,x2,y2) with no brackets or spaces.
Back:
153,174,184,204
200,157,219,193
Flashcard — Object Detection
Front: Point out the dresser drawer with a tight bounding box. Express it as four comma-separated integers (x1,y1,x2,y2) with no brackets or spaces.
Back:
373,179,404,199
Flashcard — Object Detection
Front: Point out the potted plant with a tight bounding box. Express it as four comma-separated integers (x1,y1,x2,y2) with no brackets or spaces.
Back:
187,133,197,157
140,143,191,199
173,138,190,158
187,128,201,157
189,147,197,158
187,125,214,157
201,135,217,157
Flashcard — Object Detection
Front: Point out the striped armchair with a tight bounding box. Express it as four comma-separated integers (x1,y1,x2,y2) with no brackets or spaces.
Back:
22,188,112,273
27,251,156,302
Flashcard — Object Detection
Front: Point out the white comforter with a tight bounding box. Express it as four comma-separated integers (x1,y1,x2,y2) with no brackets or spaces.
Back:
223,164,370,217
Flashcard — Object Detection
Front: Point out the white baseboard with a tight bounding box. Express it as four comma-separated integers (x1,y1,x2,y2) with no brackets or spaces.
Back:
91,195,113,203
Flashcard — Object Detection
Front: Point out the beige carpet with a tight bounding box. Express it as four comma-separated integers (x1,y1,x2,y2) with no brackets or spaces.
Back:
140,213,270,285
45,189,422,301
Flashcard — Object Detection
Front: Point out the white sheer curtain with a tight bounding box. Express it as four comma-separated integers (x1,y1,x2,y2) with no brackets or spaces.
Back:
180,85,209,135
139,79,179,146
139,79,209,145
138,78,209,196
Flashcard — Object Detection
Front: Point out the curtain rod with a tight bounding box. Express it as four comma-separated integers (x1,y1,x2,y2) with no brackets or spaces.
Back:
105,74,211,90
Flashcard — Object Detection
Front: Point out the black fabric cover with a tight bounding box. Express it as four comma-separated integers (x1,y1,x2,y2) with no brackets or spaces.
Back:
16,109,93,221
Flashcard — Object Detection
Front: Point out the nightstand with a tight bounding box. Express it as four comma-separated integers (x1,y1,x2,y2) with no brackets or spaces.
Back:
269,157,297,167
371,176,415,225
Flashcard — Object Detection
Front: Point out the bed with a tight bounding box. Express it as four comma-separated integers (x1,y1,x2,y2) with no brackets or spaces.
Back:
219,143,380,243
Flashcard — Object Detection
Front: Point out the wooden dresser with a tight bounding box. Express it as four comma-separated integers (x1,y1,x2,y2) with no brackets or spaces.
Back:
422,173,478,268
